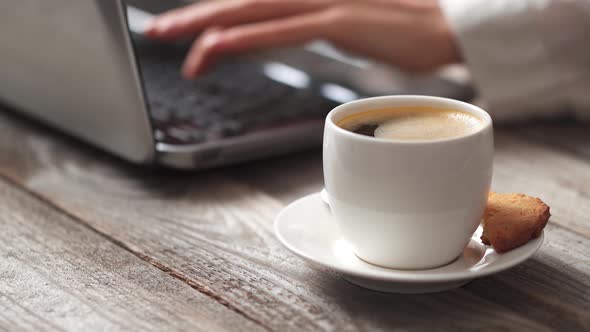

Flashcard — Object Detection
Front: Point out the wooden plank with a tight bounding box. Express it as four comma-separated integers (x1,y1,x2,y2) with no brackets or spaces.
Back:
230,149,324,205
0,177,263,332
464,225,590,329
491,134,590,238
0,108,589,331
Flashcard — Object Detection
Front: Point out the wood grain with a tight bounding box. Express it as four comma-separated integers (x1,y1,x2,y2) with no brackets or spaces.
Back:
491,134,590,238
0,177,263,331
0,107,588,331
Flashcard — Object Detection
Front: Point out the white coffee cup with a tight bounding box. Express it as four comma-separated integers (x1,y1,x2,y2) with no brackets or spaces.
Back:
323,96,494,270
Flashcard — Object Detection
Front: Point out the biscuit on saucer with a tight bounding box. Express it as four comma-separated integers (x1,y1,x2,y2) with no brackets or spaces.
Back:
481,192,550,253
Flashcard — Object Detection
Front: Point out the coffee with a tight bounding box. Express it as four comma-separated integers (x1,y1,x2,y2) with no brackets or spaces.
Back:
337,107,483,141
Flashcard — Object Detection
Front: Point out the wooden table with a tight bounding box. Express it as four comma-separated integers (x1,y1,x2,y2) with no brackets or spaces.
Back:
0,105,588,332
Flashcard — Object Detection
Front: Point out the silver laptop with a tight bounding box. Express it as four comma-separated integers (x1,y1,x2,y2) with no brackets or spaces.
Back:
0,0,473,169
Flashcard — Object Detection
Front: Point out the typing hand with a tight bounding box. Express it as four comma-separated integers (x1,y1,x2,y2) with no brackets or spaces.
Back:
145,0,460,79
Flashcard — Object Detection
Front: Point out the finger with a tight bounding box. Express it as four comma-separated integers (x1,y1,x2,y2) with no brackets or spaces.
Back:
182,11,335,78
182,28,224,78
144,2,196,38
146,0,333,40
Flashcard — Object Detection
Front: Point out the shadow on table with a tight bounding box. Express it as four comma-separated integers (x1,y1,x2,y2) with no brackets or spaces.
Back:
496,116,590,159
311,255,588,331
0,104,326,200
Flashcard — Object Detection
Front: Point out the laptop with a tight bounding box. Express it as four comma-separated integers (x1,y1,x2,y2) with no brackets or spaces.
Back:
0,0,474,169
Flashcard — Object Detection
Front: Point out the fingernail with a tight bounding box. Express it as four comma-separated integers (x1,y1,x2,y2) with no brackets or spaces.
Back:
150,19,175,37
182,59,199,79
182,69,194,80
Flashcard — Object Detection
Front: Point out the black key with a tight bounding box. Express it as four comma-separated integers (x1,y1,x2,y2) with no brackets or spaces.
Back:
149,102,171,122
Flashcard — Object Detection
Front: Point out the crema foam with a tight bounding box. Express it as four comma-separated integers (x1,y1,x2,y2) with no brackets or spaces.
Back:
337,107,483,141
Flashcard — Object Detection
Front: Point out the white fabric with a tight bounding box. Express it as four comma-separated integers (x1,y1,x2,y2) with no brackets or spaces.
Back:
439,0,590,121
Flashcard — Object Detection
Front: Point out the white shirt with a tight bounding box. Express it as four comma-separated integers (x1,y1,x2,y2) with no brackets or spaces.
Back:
439,0,590,121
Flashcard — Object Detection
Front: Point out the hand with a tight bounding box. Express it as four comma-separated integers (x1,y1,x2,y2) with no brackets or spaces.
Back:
146,0,461,79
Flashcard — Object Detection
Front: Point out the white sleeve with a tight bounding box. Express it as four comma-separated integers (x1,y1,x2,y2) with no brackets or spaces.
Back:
439,0,590,121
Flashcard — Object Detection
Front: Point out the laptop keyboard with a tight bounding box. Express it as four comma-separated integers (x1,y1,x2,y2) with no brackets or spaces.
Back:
132,36,339,145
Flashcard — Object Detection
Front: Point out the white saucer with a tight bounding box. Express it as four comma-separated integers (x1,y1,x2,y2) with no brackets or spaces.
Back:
274,192,544,294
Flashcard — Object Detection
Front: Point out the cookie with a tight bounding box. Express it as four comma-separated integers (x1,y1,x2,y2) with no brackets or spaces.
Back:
481,192,550,253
